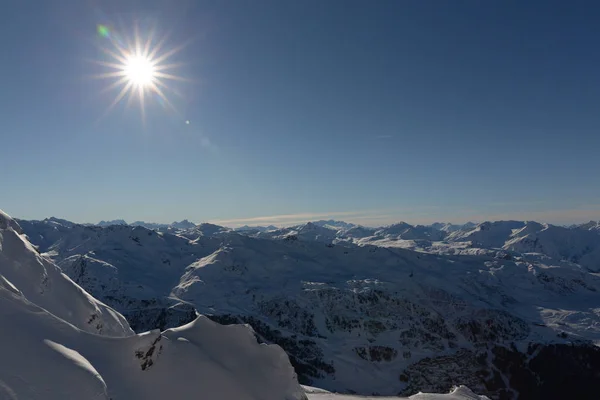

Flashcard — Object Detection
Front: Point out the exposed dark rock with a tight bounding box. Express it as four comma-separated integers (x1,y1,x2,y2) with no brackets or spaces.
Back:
206,314,335,385
401,343,600,400
354,346,398,362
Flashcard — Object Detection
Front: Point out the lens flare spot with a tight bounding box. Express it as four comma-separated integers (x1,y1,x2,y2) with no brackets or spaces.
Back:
97,24,110,38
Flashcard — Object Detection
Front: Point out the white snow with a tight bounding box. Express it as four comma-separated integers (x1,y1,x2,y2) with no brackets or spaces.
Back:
305,385,490,399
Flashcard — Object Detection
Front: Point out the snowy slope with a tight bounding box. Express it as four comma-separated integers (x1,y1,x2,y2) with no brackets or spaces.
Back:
0,274,307,400
349,221,600,273
445,221,526,248
503,222,600,271
577,221,600,232
429,223,474,233
312,220,356,231
235,224,279,233
248,222,339,244
170,219,197,230
342,225,377,239
374,223,446,241
305,385,489,399
177,222,232,240
0,210,132,337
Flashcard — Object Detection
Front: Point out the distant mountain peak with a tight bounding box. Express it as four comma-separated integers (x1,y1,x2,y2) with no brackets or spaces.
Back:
97,219,127,227
170,219,196,229
311,219,356,230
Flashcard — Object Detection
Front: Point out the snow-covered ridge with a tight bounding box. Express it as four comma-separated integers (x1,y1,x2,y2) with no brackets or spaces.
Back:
0,210,132,337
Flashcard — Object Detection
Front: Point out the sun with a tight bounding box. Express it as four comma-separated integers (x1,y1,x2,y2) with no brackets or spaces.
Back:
91,24,189,121
124,55,155,86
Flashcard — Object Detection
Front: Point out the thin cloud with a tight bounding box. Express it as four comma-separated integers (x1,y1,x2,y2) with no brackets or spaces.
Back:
210,210,371,227
209,207,440,228
208,205,600,228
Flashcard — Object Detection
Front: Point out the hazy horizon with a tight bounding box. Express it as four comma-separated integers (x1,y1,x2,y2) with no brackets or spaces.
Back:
8,206,599,228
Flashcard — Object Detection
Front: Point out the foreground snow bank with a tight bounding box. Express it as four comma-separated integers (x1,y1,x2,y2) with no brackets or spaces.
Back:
0,280,307,400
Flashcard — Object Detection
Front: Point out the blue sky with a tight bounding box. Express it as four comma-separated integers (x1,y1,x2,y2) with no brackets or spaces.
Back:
1,0,599,227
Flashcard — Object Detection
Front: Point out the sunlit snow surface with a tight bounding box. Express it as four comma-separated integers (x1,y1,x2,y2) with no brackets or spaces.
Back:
303,385,490,399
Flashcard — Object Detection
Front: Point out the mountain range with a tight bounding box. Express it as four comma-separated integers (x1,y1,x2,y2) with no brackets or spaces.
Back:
4,211,600,398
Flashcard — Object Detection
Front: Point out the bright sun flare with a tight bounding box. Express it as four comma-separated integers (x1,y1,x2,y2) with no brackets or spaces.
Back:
92,24,189,121
124,55,156,86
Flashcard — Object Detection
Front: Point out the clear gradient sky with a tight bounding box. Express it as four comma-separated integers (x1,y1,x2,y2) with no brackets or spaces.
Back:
1,0,599,227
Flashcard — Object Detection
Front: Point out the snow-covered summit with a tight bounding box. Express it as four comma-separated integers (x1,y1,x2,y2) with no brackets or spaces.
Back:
312,220,356,231
98,219,128,226
0,209,23,232
445,220,526,247
578,220,600,232
375,222,445,241
429,222,475,233
170,219,197,230
235,224,279,233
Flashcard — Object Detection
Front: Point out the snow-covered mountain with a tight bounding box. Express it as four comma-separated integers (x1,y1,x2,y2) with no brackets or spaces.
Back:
1,210,132,337
97,219,197,230
312,220,356,231
177,222,232,240
246,222,339,244
374,223,446,241
342,225,377,238
98,219,128,226
444,221,526,248
429,222,476,233
235,224,279,233
170,219,197,230
577,220,600,232
131,220,169,229
14,214,600,398
170,233,600,397
15,217,223,331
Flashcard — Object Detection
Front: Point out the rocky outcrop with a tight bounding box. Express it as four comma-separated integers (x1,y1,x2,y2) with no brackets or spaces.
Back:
401,343,600,400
